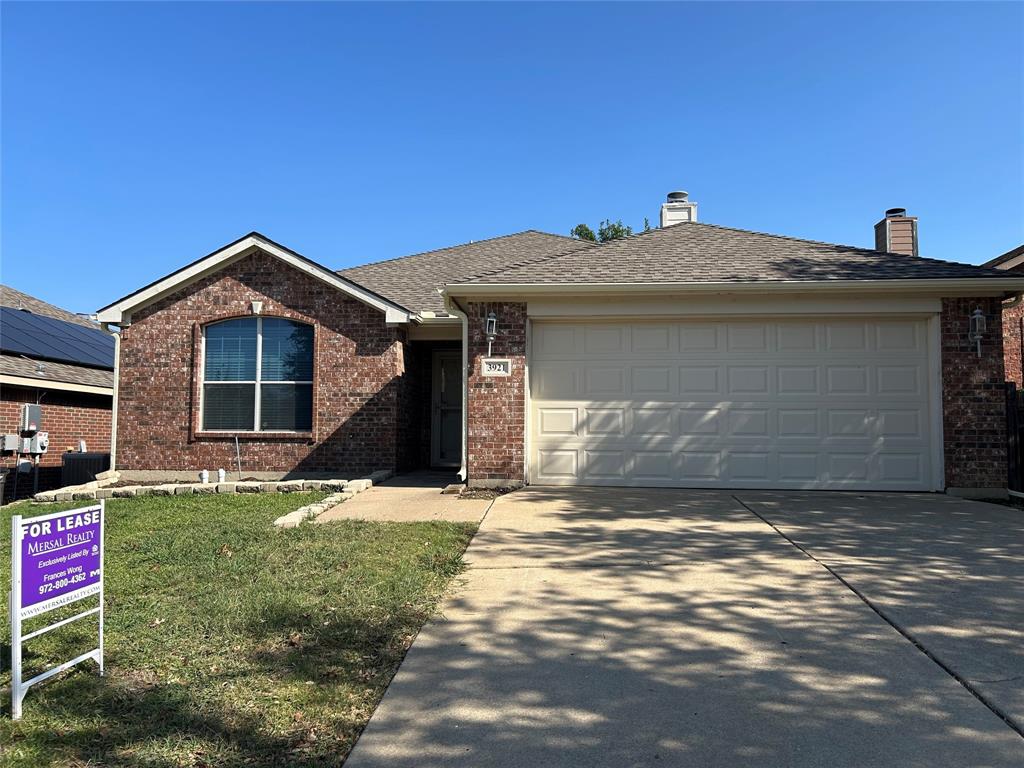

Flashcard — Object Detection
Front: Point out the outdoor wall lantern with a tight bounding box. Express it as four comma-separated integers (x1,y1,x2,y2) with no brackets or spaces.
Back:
968,307,986,358
485,311,498,356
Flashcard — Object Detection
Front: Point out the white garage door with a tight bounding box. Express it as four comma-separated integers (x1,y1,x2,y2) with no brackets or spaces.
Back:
529,318,937,490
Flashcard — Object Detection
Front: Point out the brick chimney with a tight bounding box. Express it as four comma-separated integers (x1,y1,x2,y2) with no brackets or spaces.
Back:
660,191,698,227
874,207,918,256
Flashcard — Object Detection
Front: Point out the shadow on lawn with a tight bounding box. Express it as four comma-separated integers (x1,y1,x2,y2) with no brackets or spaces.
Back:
6,669,307,768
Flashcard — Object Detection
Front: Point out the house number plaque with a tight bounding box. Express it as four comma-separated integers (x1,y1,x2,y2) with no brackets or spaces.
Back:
481,358,512,377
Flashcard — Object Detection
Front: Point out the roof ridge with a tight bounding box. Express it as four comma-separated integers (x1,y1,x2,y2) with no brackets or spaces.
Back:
0,282,101,328
459,236,597,282
470,220,1005,278
676,220,1001,272
336,229,579,274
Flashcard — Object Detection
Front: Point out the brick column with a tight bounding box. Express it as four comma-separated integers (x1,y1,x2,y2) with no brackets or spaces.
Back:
941,297,1007,494
466,302,526,485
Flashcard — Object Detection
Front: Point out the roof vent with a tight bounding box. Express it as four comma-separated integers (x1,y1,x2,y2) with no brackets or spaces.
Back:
660,190,697,227
885,207,907,218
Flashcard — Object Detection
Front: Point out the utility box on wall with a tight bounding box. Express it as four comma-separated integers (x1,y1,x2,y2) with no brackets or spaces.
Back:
19,404,42,433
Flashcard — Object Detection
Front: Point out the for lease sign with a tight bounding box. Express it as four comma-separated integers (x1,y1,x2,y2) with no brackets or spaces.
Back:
18,506,102,619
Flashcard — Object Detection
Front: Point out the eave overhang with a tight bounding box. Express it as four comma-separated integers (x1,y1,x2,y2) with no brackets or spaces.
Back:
97,233,412,325
444,277,1024,300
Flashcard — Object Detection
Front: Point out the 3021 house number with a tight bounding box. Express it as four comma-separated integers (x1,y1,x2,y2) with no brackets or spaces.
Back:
481,358,512,377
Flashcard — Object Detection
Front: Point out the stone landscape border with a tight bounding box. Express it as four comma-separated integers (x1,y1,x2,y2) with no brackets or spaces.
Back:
30,469,395,528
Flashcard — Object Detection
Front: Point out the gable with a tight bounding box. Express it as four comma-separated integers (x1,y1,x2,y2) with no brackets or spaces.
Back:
97,233,410,325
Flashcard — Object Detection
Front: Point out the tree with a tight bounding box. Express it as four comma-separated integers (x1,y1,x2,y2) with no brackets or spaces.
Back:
570,223,597,242
571,217,652,242
597,219,632,242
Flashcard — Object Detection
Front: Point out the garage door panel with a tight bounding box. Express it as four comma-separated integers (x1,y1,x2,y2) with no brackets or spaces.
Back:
727,366,770,395
530,319,935,491
584,325,625,354
533,364,580,400
632,407,673,436
680,366,721,395
680,324,719,351
632,366,672,395
726,323,769,352
632,324,672,353
778,366,819,395
584,408,625,436
826,322,869,351
777,323,818,352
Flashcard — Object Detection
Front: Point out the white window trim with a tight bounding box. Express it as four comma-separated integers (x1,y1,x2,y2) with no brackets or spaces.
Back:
199,317,314,434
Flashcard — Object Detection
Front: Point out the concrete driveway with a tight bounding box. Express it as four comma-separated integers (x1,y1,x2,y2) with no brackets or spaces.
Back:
346,488,1024,767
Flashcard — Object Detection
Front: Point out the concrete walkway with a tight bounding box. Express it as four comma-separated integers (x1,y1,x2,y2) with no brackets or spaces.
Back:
316,471,490,523
346,488,1023,767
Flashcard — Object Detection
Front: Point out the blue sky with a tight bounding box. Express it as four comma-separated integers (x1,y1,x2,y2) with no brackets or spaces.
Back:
3,1,1022,315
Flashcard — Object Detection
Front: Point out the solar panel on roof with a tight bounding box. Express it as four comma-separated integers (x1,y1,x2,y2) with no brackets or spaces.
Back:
0,307,115,369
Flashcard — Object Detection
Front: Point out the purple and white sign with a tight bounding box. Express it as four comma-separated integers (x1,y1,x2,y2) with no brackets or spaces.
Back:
18,505,103,619
10,502,105,719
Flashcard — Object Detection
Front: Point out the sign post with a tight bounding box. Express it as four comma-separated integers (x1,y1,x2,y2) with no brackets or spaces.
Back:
10,502,104,720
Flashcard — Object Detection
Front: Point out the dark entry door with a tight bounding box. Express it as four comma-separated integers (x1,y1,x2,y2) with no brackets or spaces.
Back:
431,350,462,467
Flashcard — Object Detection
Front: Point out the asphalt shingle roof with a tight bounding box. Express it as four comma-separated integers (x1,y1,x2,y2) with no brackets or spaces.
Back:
458,221,1016,285
338,230,591,313
0,354,114,390
0,284,115,392
0,284,101,328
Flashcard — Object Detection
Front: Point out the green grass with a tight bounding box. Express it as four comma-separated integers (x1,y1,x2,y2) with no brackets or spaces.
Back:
0,494,477,767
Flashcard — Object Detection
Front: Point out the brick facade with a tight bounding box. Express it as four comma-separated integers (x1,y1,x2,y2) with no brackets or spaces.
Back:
466,302,526,483
109,248,1014,492
1001,301,1023,388
1,386,112,500
941,297,1007,490
116,248,416,477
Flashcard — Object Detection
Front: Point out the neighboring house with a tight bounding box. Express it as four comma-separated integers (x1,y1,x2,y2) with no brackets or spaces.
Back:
97,194,1024,498
0,284,115,500
982,244,1024,388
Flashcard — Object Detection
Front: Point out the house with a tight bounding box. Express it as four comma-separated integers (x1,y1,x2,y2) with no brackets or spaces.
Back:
1,284,115,500
982,244,1024,388
96,194,1024,498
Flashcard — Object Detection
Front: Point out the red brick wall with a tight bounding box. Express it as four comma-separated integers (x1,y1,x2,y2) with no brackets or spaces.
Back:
1002,301,1023,388
466,302,526,483
996,262,1024,387
116,248,411,476
1,386,112,500
941,297,1007,489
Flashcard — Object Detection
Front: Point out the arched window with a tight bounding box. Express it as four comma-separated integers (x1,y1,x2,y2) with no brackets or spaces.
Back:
201,317,313,432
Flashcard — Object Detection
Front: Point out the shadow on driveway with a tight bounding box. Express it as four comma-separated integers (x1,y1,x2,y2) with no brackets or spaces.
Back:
740,491,1024,734
346,488,1024,767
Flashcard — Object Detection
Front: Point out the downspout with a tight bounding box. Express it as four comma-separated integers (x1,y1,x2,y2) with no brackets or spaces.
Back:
443,291,471,482
101,322,121,470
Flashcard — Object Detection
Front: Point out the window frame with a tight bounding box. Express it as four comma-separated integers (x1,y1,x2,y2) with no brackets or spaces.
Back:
198,316,314,434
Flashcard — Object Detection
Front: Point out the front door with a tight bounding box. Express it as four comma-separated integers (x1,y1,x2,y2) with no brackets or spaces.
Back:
431,350,463,467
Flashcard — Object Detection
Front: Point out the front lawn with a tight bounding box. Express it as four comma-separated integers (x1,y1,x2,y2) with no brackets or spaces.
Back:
0,493,476,767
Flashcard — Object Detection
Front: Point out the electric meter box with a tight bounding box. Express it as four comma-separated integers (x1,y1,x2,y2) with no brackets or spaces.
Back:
1,434,19,451
20,404,42,433
28,432,49,454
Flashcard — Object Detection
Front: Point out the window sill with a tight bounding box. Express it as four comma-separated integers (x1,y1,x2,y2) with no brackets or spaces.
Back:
194,431,314,441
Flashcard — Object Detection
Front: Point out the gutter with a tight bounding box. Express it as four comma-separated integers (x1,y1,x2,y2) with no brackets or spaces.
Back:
0,375,112,397
101,323,121,470
444,277,1024,299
